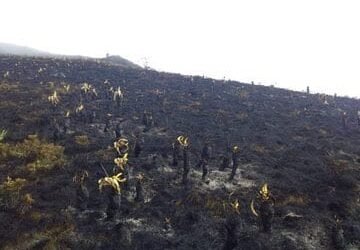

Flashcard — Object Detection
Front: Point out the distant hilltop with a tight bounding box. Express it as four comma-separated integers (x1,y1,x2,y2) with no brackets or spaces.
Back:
100,54,141,69
0,42,141,69
0,42,52,57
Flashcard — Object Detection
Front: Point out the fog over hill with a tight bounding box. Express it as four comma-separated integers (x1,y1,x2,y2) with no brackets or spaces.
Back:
0,42,141,69
0,42,52,57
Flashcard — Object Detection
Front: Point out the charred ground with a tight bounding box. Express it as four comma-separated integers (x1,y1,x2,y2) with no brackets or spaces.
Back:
0,55,359,249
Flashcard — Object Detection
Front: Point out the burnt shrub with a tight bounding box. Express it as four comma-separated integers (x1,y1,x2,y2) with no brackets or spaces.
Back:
335,173,357,190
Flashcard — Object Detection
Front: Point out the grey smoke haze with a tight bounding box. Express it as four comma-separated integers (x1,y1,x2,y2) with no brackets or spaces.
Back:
0,42,141,69
0,42,51,57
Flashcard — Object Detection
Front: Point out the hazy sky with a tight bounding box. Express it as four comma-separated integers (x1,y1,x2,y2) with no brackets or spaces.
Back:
1,0,360,97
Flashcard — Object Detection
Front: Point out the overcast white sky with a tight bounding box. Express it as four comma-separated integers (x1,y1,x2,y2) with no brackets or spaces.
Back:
1,0,360,97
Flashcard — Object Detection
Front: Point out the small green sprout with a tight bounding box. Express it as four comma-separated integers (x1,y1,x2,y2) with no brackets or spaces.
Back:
76,103,84,113
0,129,8,142
48,91,60,105
81,83,92,93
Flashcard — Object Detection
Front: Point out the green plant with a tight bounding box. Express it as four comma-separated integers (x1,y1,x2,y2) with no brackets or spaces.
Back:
0,142,11,160
98,173,127,194
0,129,8,142
177,135,189,147
0,177,28,212
1,176,27,192
114,138,129,155
75,135,90,145
81,82,92,93
114,153,128,171
48,91,60,105
0,135,66,172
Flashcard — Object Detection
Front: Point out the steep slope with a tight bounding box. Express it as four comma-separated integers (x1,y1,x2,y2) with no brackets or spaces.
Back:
0,55,359,249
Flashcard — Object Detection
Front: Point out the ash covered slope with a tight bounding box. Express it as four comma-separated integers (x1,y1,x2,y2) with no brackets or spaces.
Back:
0,55,359,249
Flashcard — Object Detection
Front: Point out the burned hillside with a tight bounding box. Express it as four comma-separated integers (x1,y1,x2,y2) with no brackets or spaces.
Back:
0,55,359,249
